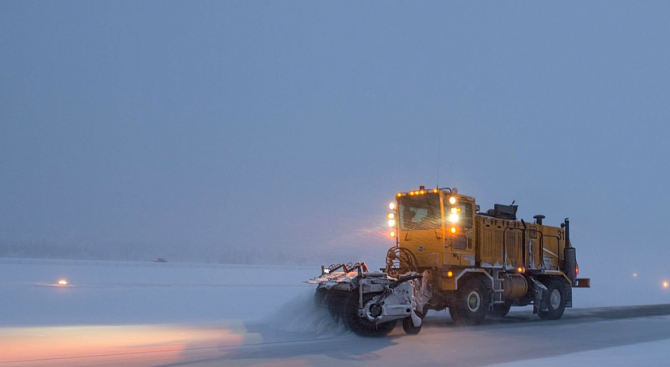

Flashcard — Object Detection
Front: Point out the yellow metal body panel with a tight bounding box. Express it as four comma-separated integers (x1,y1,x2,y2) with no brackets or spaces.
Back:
403,228,445,268
475,217,565,271
438,268,491,291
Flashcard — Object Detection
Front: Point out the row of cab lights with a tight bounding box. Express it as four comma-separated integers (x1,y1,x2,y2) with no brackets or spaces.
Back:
397,188,440,197
387,202,397,237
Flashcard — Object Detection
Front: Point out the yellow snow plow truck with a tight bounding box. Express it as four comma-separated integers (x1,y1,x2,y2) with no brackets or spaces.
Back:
309,186,590,336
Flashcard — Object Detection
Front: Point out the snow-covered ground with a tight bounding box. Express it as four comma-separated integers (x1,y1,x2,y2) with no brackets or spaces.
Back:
2,258,670,366
0,258,315,326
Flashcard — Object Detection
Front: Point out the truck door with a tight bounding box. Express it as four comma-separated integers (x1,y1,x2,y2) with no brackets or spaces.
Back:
445,197,476,266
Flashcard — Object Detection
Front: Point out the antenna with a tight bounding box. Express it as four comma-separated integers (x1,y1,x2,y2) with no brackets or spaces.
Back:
436,140,441,188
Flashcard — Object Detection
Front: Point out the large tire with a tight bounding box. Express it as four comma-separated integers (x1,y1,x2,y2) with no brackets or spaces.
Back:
325,290,348,320
402,317,422,335
448,304,463,323
538,279,567,320
489,300,512,318
450,278,490,326
344,292,397,337
314,288,328,308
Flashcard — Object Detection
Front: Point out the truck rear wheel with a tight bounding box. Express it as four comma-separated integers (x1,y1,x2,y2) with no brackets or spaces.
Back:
344,292,397,337
450,278,489,326
538,279,567,320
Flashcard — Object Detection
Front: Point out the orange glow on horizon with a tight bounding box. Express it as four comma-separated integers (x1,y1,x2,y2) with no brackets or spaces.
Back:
0,324,244,367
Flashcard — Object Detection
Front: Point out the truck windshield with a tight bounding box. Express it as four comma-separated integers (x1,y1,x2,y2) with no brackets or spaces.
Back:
398,195,441,230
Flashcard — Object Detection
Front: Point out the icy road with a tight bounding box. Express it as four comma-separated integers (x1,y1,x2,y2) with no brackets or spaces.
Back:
2,259,670,367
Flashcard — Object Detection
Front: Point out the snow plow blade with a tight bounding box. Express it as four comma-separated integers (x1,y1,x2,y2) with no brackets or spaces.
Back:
308,262,424,336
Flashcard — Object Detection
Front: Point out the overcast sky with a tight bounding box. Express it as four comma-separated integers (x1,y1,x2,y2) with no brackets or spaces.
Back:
2,1,670,285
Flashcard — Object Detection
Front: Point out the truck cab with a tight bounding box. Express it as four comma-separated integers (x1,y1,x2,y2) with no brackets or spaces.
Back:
394,187,476,268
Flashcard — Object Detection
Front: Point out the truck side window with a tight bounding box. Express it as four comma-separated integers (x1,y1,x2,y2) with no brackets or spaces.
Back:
447,201,473,228
461,203,473,228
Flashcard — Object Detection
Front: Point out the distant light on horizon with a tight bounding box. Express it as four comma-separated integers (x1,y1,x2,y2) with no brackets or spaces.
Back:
58,279,68,286
663,281,669,289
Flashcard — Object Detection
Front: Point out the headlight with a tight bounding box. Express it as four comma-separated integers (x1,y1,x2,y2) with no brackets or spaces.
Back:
388,219,396,227
448,214,459,223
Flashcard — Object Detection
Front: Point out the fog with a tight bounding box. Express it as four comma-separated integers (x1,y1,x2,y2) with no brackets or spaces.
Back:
2,2,670,299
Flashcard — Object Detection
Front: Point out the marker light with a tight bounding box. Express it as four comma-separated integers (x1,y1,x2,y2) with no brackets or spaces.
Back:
387,213,395,219
388,219,396,227
447,271,453,277
389,202,396,210
58,279,68,286
390,231,396,238
517,267,525,274
450,227,457,234
449,197,456,205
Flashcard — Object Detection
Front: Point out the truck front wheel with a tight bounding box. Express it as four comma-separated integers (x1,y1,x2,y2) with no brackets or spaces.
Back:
450,278,490,326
